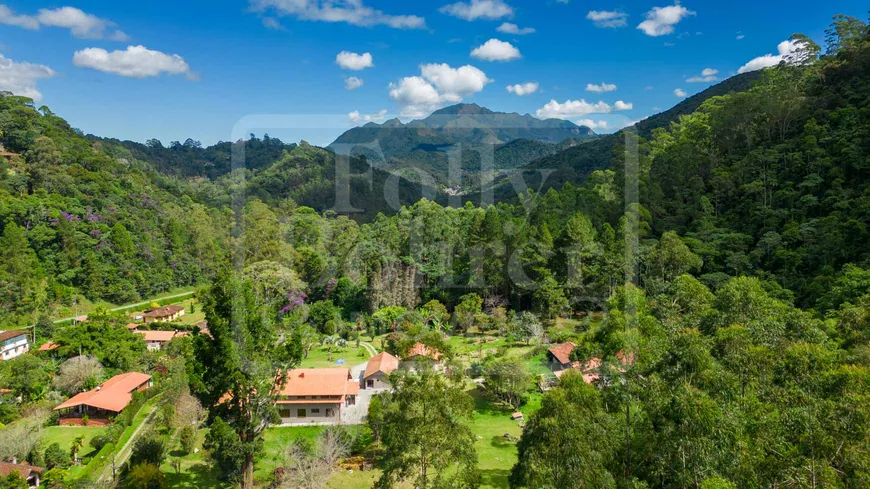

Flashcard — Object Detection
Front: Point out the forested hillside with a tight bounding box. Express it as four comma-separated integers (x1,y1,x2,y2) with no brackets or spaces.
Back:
0,96,230,324
0,98,438,328
487,70,764,199
94,135,297,179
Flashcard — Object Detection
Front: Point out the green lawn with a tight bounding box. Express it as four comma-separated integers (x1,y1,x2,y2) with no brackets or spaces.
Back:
40,426,107,460
468,387,545,489
299,344,371,369
175,298,205,326
161,430,220,489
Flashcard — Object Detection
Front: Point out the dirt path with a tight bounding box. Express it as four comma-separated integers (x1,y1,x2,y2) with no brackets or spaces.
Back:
359,341,377,357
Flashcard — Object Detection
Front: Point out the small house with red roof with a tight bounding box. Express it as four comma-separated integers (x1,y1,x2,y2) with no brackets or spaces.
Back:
363,352,400,389
136,330,182,351
547,341,576,371
38,341,60,352
54,372,152,425
0,461,43,488
142,305,185,323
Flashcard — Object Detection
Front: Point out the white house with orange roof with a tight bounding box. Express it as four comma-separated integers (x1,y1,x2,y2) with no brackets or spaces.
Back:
275,368,360,423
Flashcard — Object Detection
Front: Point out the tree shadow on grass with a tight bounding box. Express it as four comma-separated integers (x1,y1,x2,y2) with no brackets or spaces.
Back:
470,388,514,417
164,463,221,489
478,468,512,489
490,435,516,449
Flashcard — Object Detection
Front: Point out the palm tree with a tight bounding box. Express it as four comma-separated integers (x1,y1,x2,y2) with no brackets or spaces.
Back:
70,435,85,464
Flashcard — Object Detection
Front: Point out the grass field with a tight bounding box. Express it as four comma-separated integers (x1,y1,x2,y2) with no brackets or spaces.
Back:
299,343,371,369
40,425,107,460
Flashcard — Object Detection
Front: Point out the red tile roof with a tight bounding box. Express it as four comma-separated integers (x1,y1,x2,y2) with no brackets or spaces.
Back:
136,330,177,342
0,330,28,343
38,341,60,351
143,305,185,318
276,369,358,402
54,372,151,413
405,342,441,361
548,341,576,365
0,461,43,479
554,357,602,384
364,352,399,379
126,323,139,330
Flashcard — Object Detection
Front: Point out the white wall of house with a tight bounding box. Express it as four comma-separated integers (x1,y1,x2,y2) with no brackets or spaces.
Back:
364,372,391,390
1,335,29,360
277,403,342,422
146,341,163,351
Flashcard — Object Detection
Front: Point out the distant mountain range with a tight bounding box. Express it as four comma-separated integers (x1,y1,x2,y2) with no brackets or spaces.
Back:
329,103,597,187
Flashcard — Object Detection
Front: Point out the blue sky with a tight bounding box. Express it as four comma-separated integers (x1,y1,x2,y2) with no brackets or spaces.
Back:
0,0,866,147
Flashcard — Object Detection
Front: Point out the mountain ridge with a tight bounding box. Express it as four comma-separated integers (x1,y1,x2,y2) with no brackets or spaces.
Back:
329,103,597,186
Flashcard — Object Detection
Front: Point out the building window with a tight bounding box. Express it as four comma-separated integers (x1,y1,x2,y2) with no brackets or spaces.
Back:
311,409,320,414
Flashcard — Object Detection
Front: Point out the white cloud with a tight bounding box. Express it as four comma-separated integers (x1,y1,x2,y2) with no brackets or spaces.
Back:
471,39,521,62
72,45,194,79
586,82,617,93
420,63,491,97
108,30,131,42
390,76,444,115
38,7,115,39
0,53,56,102
586,10,628,28
345,76,364,90
336,51,373,70
262,17,284,30
506,82,538,96
389,63,492,118
637,3,695,37
577,119,608,130
536,98,632,119
674,88,687,97
497,22,534,35
0,5,128,40
686,67,718,83
349,109,388,124
736,34,745,40
0,5,39,29
738,39,799,73
439,0,513,21
249,0,425,29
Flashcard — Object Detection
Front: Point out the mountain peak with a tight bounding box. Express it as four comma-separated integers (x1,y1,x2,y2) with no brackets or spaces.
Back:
430,103,494,116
